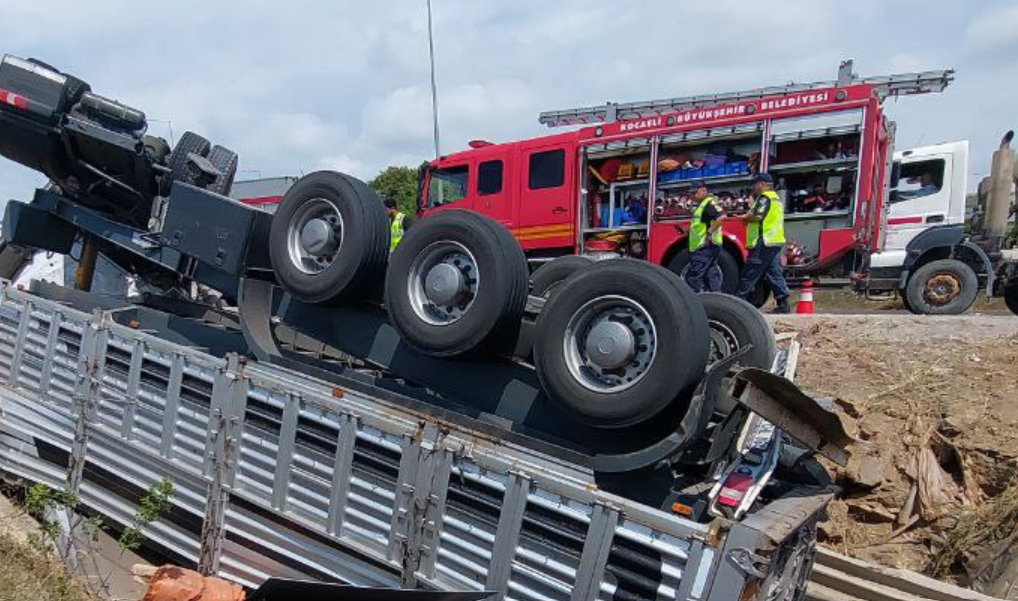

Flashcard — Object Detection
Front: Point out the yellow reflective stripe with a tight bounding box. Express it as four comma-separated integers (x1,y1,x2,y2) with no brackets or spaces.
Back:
511,224,574,235
516,231,574,241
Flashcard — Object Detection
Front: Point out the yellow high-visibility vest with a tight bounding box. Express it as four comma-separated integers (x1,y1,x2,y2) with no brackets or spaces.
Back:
746,190,786,247
689,196,723,251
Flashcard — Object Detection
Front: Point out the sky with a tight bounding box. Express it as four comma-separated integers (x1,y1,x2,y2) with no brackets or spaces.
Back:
1,0,1016,208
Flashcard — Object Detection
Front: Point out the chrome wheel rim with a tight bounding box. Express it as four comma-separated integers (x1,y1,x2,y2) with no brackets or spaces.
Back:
407,241,479,326
563,295,657,393
286,198,344,275
707,319,739,365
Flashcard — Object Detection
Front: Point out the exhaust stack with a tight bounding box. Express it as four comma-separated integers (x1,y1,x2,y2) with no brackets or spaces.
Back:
985,130,1016,242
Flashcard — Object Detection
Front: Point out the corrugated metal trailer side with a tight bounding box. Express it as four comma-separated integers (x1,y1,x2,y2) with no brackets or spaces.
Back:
0,282,826,601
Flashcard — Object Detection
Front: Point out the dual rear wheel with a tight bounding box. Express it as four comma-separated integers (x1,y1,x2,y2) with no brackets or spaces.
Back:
268,172,773,428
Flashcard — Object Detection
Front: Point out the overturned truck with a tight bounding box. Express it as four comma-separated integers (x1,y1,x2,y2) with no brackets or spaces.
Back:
0,54,852,600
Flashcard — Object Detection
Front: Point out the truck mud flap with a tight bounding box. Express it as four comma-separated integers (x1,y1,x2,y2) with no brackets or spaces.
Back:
730,368,854,466
238,277,284,360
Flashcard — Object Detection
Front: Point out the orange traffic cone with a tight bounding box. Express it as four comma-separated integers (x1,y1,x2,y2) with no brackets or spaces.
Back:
796,280,815,314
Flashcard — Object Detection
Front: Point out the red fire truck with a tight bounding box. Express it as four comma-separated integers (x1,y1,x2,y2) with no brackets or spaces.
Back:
417,61,955,302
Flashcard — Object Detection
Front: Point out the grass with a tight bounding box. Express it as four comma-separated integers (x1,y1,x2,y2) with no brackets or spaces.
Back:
0,531,95,601
930,478,1018,579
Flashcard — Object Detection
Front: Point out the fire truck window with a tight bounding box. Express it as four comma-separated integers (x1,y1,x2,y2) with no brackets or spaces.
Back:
892,158,945,203
477,160,503,195
427,165,469,207
528,149,566,190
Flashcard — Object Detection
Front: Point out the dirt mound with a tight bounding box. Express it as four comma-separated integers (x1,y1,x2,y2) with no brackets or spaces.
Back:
773,314,1018,592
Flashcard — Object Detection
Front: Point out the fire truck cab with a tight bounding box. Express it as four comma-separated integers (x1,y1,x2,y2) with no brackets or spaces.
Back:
419,62,954,298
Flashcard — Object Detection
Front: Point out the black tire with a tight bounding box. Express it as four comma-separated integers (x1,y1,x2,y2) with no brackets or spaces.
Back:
163,131,211,196
665,247,740,294
533,260,709,428
530,255,593,298
1004,284,1018,317
385,210,528,357
269,171,389,304
900,290,919,314
700,292,776,415
206,145,239,197
905,259,978,315
700,292,776,368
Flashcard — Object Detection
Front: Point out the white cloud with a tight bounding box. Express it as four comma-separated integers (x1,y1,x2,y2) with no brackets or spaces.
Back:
965,3,1018,55
317,154,369,179
0,0,1016,209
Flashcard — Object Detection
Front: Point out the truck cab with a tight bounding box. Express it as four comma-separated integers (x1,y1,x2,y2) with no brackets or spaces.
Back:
864,141,969,290
420,136,578,258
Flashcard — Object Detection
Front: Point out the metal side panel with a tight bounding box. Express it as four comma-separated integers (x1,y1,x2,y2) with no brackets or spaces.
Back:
220,496,402,589
0,420,70,489
0,283,747,600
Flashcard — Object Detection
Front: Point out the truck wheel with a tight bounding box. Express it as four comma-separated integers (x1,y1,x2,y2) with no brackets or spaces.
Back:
385,210,528,357
530,255,592,298
665,248,739,294
905,259,978,315
205,145,239,197
700,292,776,367
533,260,709,428
900,291,919,314
1004,284,1018,316
700,292,776,414
269,171,389,304
163,131,211,196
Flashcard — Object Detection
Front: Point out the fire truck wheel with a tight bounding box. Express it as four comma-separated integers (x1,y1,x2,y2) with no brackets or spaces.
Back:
205,145,239,197
530,255,593,298
1005,284,1018,317
163,131,211,196
904,259,978,315
533,260,709,428
385,210,528,357
665,248,740,294
269,171,389,304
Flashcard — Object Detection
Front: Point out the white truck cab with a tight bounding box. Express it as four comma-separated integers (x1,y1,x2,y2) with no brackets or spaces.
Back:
870,140,969,270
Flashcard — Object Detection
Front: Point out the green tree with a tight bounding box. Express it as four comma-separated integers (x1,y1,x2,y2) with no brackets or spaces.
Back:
369,165,419,215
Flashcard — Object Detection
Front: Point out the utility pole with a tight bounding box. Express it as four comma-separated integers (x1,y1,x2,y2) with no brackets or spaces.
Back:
426,0,441,158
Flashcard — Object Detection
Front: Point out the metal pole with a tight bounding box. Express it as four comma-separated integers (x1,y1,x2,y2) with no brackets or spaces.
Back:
427,0,441,158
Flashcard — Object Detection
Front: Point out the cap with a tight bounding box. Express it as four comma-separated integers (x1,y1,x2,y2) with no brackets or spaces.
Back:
690,180,708,190
753,173,774,184
383,198,397,209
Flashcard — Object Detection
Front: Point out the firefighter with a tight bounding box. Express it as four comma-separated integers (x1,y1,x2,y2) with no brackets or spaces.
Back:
684,181,726,293
735,173,791,313
385,198,413,250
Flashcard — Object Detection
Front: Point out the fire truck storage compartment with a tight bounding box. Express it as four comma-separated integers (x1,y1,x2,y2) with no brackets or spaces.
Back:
581,139,652,259
654,123,764,222
768,109,864,260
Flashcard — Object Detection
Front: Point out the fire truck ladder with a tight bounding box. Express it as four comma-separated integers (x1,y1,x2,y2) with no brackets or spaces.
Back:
538,59,955,128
